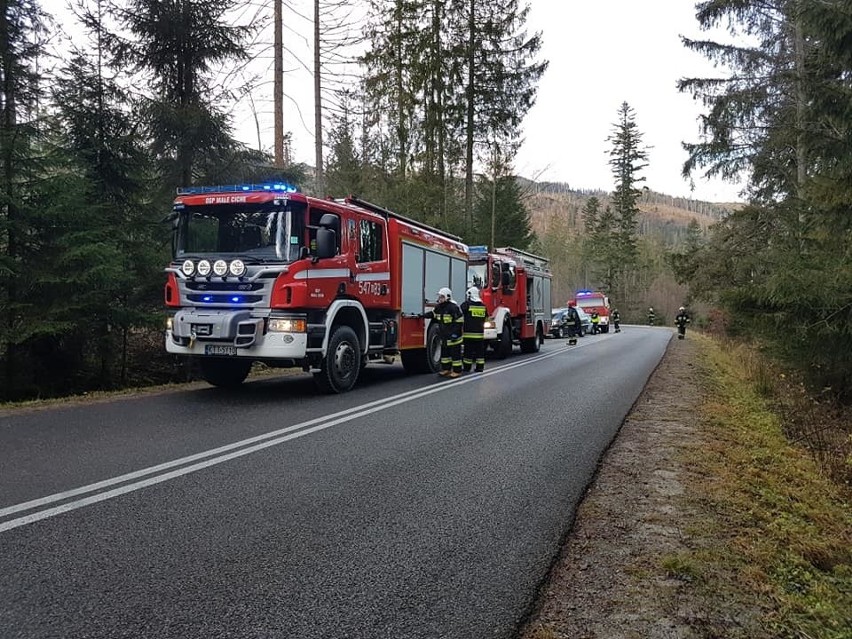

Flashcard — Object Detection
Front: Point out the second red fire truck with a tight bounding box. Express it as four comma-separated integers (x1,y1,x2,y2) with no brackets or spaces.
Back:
568,290,612,333
164,184,469,393
467,246,552,357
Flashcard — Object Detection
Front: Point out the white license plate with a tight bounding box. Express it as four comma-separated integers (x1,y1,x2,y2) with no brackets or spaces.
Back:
205,344,237,356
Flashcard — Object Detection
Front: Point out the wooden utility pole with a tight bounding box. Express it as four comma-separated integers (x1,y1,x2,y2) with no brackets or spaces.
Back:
273,0,283,166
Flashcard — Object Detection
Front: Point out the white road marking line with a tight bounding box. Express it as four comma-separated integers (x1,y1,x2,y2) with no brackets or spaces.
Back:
1,341,590,533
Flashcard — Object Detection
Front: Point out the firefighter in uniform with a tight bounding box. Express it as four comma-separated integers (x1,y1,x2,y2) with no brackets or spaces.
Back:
461,286,487,373
675,306,690,339
590,311,601,335
566,303,582,345
425,287,464,377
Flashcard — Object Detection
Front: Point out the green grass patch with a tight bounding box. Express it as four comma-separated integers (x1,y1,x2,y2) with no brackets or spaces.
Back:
684,334,851,638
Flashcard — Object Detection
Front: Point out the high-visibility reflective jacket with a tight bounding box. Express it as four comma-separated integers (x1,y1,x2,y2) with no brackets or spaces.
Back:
460,299,487,338
428,300,464,339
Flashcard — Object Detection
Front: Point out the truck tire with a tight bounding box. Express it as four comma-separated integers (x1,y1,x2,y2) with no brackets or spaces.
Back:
495,321,512,359
401,322,442,374
200,358,251,388
314,325,361,393
520,324,543,353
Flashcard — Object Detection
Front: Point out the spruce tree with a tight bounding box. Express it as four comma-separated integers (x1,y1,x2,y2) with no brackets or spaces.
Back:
45,0,163,391
470,174,533,251
679,0,852,401
110,0,253,193
325,90,363,197
0,0,50,399
607,102,647,279
452,0,546,223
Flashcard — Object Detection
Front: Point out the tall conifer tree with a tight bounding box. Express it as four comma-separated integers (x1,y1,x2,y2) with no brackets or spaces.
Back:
110,0,252,192
0,0,49,398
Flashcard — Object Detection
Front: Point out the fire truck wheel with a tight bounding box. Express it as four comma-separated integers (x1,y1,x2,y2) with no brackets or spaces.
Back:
315,325,361,393
400,322,442,374
200,358,252,388
496,322,512,359
520,325,543,353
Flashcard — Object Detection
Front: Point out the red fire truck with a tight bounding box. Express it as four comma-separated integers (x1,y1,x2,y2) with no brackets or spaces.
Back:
164,184,468,392
568,290,611,333
467,246,552,357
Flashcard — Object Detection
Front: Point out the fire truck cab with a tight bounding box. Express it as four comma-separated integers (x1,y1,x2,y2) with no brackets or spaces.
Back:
164,184,468,393
569,290,611,333
467,246,552,357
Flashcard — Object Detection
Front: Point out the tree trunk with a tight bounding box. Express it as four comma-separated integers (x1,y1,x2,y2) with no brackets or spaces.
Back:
313,0,324,194
464,0,475,226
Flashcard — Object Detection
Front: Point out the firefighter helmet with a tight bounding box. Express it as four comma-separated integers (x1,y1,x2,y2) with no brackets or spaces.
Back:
437,287,452,300
466,286,481,302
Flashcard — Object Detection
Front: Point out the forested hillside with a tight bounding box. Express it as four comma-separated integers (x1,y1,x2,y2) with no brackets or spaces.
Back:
525,182,737,315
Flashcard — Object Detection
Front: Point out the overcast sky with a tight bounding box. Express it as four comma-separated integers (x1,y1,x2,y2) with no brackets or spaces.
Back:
514,0,745,202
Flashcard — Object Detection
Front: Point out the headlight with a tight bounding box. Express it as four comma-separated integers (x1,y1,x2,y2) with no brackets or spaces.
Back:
484,320,496,330
213,259,228,276
197,260,211,276
268,317,307,333
181,260,195,276
229,259,246,277
166,317,173,331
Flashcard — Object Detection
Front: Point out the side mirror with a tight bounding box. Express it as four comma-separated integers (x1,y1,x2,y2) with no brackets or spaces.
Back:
316,228,336,259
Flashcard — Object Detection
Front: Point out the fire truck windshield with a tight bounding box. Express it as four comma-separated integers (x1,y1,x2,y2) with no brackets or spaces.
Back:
576,298,603,310
468,264,488,290
175,203,304,263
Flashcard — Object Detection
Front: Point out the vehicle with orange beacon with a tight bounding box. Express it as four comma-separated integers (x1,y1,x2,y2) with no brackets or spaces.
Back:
164,183,468,392
466,246,552,357
568,290,612,333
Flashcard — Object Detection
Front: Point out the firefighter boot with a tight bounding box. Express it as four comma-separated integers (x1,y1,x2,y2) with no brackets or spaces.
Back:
448,371,461,379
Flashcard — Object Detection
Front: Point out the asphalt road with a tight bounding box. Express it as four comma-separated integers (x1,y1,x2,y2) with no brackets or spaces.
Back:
0,326,672,639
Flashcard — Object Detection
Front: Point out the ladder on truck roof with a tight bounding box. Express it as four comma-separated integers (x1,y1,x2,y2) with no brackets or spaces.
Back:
342,196,463,243
495,246,551,274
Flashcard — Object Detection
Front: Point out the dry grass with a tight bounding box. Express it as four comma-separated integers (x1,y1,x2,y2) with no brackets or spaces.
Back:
686,336,852,638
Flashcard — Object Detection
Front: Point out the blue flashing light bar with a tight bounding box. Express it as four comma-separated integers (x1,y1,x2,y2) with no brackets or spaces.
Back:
468,245,489,259
231,296,242,303
576,290,593,296
176,182,299,195
202,295,213,302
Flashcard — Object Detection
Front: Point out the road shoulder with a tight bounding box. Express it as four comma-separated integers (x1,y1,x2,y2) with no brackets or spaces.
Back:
520,333,733,639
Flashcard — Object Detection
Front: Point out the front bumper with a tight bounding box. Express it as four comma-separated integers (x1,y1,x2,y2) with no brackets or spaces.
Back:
166,308,308,359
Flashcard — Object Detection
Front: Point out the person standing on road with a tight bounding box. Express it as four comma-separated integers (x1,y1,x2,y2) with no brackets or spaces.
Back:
675,306,690,339
461,286,487,373
425,287,464,377
648,307,656,326
565,304,581,338
611,308,621,332
590,311,601,335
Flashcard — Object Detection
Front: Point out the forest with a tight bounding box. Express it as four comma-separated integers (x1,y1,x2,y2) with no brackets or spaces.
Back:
1,0,850,407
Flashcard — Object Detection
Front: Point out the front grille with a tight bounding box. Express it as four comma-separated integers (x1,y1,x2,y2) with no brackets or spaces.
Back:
187,294,263,304
186,281,264,292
